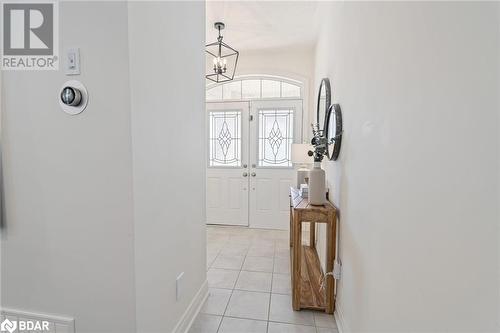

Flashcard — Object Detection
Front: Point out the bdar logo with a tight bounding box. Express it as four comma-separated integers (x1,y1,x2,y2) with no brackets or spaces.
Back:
0,318,17,333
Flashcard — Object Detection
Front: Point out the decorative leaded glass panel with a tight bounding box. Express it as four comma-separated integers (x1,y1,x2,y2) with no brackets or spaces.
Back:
258,109,294,167
209,111,241,167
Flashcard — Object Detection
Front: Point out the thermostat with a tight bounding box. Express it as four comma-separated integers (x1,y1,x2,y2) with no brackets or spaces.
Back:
59,80,88,115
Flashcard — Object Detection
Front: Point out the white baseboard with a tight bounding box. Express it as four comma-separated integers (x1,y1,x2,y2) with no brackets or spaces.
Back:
172,279,209,333
334,302,348,333
0,308,75,333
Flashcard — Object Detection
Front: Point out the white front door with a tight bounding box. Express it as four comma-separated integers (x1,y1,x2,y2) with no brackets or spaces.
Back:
248,99,303,229
206,99,302,229
206,102,250,226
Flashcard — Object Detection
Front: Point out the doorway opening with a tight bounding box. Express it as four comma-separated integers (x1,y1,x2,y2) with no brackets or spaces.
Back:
206,75,304,229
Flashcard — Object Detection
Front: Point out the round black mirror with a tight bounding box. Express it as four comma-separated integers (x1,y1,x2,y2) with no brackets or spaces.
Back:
316,78,331,133
325,103,343,161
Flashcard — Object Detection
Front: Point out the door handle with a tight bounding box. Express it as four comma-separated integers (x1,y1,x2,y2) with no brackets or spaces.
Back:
243,172,248,177
251,172,256,177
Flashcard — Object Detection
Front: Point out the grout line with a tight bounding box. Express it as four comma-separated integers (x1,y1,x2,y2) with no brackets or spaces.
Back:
266,254,274,333
216,249,246,333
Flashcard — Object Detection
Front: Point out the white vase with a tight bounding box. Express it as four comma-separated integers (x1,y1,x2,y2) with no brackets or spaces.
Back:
308,162,325,205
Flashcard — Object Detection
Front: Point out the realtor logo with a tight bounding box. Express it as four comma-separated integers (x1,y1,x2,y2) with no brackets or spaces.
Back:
0,319,17,333
1,1,58,70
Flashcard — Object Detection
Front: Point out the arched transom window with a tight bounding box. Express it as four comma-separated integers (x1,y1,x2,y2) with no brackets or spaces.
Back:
206,76,302,101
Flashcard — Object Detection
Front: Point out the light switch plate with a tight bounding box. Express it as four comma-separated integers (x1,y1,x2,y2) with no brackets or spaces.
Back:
176,272,184,301
65,47,80,75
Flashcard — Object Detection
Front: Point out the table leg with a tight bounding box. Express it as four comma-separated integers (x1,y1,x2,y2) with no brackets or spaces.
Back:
292,211,302,311
325,213,336,314
309,222,316,249
289,205,293,247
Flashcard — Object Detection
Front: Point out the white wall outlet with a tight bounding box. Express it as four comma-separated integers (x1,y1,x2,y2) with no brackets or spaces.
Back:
176,272,184,301
65,48,80,75
333,259,342,280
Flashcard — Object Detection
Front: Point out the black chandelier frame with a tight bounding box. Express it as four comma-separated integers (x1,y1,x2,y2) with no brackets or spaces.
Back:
206,22,239,83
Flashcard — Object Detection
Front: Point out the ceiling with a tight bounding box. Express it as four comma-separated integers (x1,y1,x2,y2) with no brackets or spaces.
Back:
206,1,321,51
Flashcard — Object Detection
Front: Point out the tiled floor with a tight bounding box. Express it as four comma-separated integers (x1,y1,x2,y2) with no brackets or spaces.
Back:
190,226,338,333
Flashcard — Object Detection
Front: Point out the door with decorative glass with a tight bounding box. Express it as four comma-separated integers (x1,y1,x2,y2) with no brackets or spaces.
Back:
206,102,250,226
248,99,302,229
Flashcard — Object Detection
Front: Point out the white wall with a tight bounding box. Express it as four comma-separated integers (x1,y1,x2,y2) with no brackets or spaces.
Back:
314,2,499,331
1,2,136,332
128,2,206,332
1,1,207,332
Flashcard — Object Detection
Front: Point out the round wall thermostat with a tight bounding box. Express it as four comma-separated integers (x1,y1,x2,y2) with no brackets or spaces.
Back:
59,80,88,115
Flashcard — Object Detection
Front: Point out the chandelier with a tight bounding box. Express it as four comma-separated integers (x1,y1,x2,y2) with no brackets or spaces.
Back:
206,22,239,83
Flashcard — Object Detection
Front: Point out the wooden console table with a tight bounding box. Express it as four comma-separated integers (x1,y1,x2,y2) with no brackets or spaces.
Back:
289,187,337,314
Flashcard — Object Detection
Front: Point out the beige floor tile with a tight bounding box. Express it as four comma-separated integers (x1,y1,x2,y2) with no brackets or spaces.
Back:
316,327,339,333
247,245,275,257
272,273,292,295
235,270,273,292
267,322,316,333
200,288,232,316
218,317,267,333
212,255,245,270
273,257,291,274
275,247,291,258
225,290,270,321
188,313,221,333
243,256,274,272
313,312,337,329
207,268,239,289
269,294,314,326
220,244,249,256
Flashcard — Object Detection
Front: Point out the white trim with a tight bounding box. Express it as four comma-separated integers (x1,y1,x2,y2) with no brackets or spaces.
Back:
334,302,348,333
172,279,209,333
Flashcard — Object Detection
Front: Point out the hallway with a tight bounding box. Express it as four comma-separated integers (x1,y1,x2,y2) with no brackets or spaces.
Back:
190,226,338,333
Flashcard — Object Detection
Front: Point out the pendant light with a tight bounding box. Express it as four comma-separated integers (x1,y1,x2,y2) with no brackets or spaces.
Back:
205,22,239,83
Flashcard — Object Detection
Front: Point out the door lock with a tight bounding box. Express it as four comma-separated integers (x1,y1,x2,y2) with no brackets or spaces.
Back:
251,172,256,177
243,172,248,177
243,164,248,168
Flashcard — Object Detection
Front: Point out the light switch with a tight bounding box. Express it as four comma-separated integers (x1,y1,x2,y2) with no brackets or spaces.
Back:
65,48,80,75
